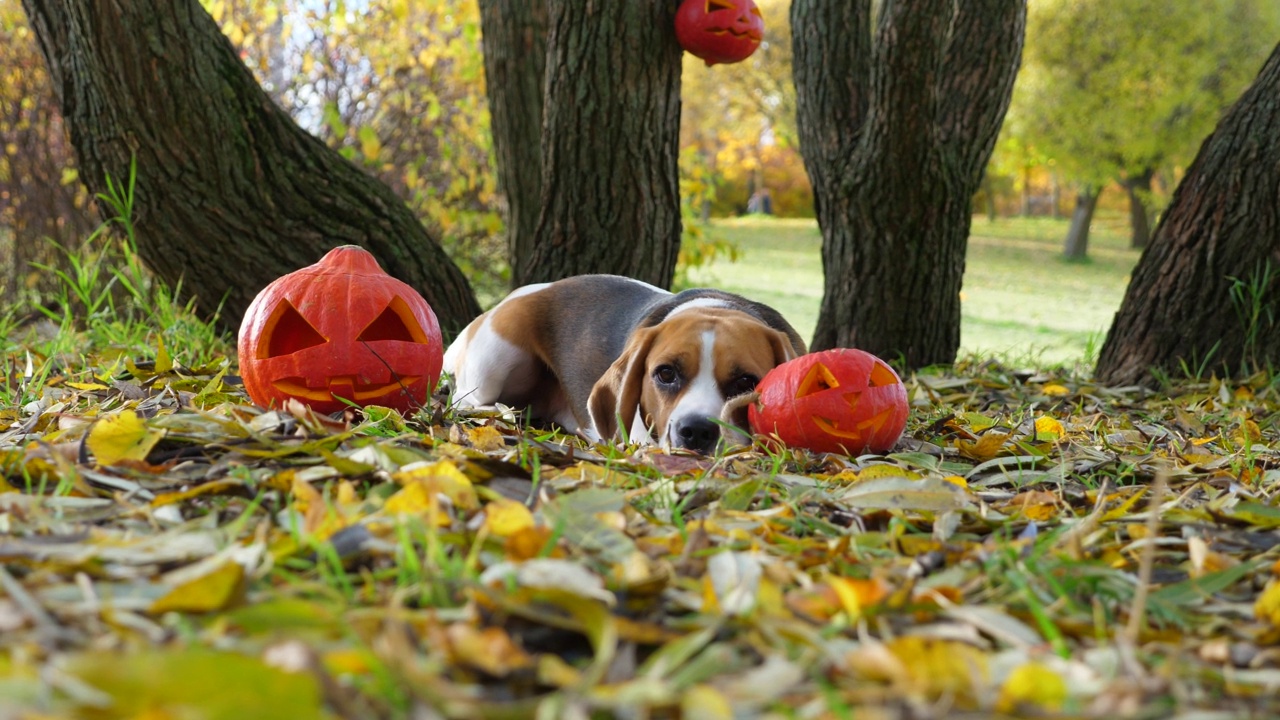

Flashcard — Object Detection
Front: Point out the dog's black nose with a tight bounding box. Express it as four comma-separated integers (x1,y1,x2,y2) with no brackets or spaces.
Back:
674,417,720,454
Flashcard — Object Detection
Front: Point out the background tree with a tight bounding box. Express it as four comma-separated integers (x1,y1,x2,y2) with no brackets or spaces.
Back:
679,0,810,219
21,0,481,334
211,1,505,297
792,0,1026,368
517,1,683,287
1012,0,1280,256
1097,43,1280,386
0,2,95,304
478,0,546,288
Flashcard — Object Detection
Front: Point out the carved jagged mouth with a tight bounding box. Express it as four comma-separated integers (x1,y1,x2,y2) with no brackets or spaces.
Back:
707,27,763,39
811,407,892,441
272,376,422,402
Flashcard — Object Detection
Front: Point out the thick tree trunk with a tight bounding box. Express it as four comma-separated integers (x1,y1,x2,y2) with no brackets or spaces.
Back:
1062,188,1098,260
1122,168,1154,249
794,0,1026,367
22,0,480,336
519,0,682,288
1097,44,1280,386
478,0,547,287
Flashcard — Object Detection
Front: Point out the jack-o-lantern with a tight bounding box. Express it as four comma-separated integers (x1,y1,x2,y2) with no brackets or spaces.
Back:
675,0,764,66
237,245,443,415
748,349,908,454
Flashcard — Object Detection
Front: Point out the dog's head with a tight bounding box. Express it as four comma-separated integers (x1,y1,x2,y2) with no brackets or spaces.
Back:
587,307,801,453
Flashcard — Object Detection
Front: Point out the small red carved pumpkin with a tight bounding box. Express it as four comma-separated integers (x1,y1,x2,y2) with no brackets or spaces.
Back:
237,245,443,415
748,349,908,454
675,0,764,66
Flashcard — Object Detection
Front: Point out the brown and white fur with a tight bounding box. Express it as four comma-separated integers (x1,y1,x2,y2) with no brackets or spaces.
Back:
443,275,806,454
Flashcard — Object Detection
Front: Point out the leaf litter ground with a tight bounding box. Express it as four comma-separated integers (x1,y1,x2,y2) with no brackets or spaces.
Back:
4,351,1280,719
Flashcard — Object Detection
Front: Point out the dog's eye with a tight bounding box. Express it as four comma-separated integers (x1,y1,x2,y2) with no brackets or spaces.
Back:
727,374,759,396
653,365,679,386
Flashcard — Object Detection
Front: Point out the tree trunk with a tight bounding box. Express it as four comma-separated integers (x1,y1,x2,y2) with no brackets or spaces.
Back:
478,0,547,287
1122,167,1154,249
21,0,481,336
1097,44,1280,386
794,0,1026,367
519,0,683,288
1062,188,1098,260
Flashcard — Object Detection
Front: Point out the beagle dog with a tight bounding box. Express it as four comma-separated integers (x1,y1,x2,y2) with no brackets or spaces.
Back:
444,275,806,453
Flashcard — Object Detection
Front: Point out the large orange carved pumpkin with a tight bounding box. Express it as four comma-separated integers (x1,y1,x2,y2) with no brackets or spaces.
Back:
748,349,908,454
675,0,764,66
237,245,443,415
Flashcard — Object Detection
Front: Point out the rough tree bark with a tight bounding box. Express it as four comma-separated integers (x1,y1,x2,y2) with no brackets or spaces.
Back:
519,0,683,288
1097,44,1280,386
478,0,547,286
22,0,481,335
793,0,1026,367
1121,167,1154,249
1062,188,1098,260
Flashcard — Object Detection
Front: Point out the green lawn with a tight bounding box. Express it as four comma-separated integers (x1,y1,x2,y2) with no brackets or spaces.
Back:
685,214,1141,366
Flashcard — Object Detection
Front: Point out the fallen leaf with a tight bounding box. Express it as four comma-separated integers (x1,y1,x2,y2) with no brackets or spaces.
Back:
997,661,1068,713
150,561,246,614
86,410,164,466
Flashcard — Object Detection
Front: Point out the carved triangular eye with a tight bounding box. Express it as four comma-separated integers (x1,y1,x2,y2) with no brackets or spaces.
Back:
869,361,897,387
357,297,426,343
707,0,736,11
796,362,840,398
264,301,326,358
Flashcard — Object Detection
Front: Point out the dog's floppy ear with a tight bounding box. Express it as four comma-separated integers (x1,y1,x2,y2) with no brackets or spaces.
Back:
588,327,657,442
768,327,801,367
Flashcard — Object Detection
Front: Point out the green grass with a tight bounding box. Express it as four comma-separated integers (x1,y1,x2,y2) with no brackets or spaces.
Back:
686,213,1141,366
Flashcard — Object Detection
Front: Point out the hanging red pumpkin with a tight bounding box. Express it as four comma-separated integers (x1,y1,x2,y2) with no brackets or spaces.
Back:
674,0,764,66
748,349,908,454
237,245,443,415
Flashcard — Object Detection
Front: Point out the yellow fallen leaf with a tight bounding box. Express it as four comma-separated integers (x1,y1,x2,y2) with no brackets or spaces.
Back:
1041,383,1070,397
392,461,478,510
681,685,733,720
323,648,374,676
87,410,164,466
154,335,174,374
290,477,348,539
483,498,535,537
1034,415,1064,440
152,478,248,507
445,623,533,677
828,576,889,622
504,525,558,560
466,425,506,452
997,661,1067,713
854,465,922,481
1236,419,1263,447
384,481,452,527
887,636,988,702
943,475,968,488
1100,488,1148,522
67,381,110,391
1002,490,1060,522
537,654,582,688
149,561,245,614
955,432,1008,462
1255,580,1280,627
